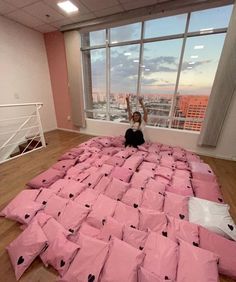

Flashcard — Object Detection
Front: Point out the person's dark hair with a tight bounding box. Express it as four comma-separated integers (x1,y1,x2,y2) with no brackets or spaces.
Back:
132,111,142,124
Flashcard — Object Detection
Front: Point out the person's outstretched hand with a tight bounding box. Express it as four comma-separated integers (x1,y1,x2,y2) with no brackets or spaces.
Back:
125,94,131,102
138,96,144,104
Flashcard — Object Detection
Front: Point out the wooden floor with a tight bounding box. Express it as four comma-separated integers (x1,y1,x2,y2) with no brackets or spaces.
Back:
0,130,235,282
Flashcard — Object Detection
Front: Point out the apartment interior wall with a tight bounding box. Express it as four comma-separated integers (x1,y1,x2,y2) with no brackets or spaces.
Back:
0,15,56,132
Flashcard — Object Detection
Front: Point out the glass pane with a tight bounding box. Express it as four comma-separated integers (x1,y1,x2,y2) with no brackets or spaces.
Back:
140,39,183,126
88,29,106,47
110,44,140,122
188,5,233,32
84,49,106,114
144,14,187,39
110,23,141,43
174,33,226,131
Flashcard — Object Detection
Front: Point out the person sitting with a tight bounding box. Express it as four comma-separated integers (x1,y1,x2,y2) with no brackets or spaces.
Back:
124,94,148,148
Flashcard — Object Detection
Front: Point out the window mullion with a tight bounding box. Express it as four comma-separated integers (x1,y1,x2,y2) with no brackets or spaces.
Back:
106,29,110,121
168,12,191,128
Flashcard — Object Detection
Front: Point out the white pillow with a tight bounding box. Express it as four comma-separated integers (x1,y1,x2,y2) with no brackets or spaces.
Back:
189,197,236,241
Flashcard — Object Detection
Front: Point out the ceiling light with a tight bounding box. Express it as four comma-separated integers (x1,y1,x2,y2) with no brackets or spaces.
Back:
124,52,131,56
57,1,78,13
133,60,139,62
191,55,198,59
194,45,204,49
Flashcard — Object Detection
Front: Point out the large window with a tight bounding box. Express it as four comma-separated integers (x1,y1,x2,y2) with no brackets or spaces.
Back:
81,5,233,131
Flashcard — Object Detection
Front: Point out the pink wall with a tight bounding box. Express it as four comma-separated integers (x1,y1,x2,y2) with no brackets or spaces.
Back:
44,31,75,130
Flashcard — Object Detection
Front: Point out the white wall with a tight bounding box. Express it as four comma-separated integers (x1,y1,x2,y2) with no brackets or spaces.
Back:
79,91,236,161
0,16,57,132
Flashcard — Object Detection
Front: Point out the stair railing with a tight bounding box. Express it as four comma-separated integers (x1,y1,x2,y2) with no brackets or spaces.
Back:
0,103,46,164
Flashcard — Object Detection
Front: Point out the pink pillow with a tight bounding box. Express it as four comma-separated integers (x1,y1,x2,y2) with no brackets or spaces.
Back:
174,168,191,179
0,189,40,217
144,153,160,163
58,180,86,200
78,221,101,239
100,147,119,156
86,194,117,228
189,161,216,182
113,201,139,229
105,177,130,200
138,267,174,282
143,233,178,280
58,151,78,160
97,163,114,176
176,239,219,282
59,233,109,282
97,137,112,147
93,175,111,194
138,161,157,173
114,149,132,159
141,189,164,211
35,188,55,205
122,155,144,172
175,160,189,170
74,188,99,208
166,176,194,197
43,195,69,219
27,168,64,189
145,178,166,194
77,151,92,162
199,226,236,279
82,171,103,189
100,238,144,282
111,166,133,183
122,188,143,208
139,208,167,233
104,156,125,167
130,171,150,190
123,225,148,250
6,220,48,280
42,217,70,243
155,165,173,181
163,192,189,221
97,216,123,241
58,200,90,234
191,178,224,203
48,178,70,193
40,234,79,276
6,201,42,225
167,215,199,245
51,159,76,173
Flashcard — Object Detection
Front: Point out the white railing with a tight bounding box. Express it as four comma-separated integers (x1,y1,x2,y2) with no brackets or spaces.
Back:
0,103,46,164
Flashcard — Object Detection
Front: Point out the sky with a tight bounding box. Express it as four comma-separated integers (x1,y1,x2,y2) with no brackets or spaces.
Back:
88,5,233,96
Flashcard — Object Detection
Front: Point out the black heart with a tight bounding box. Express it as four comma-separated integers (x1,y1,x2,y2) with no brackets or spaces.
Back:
130,225,136,229
102,219,106,225
162,231,168,237
69,228,74,233
165,276,169,280
42,201,47,205
105,173,108,177
24,214,30,219
60,260,65,267
133,204,138,208
179,214,185,220
88,183,91,186
193,242,199,247
88,274,95,282
69,193,74,198
141,187,144,191
218,198,223,202
85,204,90,208
17,256,24,265
58,211,61,217
42,179,46,183
139,246,143,250
228,224,234,231
62,165,65,168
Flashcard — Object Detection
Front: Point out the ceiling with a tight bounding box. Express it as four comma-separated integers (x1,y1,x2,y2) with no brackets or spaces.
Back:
0,0,233,33
0,0,170,33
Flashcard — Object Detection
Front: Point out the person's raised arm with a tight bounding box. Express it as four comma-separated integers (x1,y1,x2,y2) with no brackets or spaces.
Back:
139,97,148,123
126,94,132,121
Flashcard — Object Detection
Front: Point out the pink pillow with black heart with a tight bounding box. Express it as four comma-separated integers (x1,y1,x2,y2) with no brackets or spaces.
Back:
189,161,217,182
74,188,99,208
58,151,78,161
77,222,101,239
0,189,40,217
138,161,157,174
139,208,167,234
166,176,194,197
141,189,164,212
155,165,173,181
58,200,90,234
58,180,86,200
143,233,178,281
123,225,148,250
163,191,189,221
27,168,64,189
35,188,55,205
114,149,132,159
93,176,112,194
113,201,139,229
100,237,144,282
111,166,133,183
130,171,150,191
59,233,109,282
121,188,143,208
82,171,104,189
176,239,219,282
97,216,123,242
199,226,236,279
40,234,79,277
6,220,48,280
97,163,114,176
51,159,77,173
167,215,199,246
43,194,69,219
145,178,166,194
86,194,117,228
104,156,125,167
